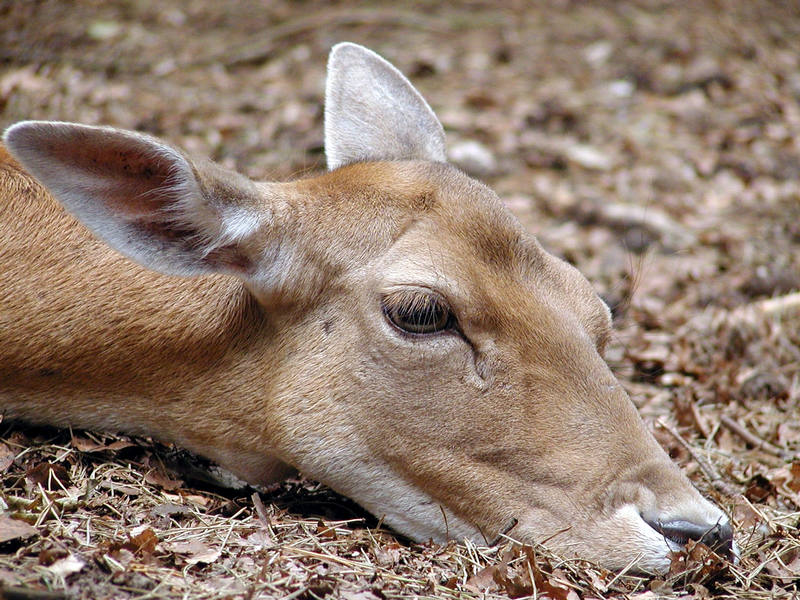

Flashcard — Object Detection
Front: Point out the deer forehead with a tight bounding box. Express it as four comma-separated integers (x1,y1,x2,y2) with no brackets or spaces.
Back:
305,161,525,266
307,161,611,347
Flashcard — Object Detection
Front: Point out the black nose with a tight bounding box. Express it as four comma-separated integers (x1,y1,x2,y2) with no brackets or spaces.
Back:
646,518,734,556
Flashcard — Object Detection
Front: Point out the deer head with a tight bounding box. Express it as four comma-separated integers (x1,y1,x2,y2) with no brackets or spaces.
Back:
1,43,733,573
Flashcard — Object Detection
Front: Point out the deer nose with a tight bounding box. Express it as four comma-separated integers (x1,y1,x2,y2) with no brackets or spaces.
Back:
645,517,734,556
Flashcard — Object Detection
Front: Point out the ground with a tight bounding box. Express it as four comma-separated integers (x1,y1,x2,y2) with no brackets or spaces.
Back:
1,1,799,598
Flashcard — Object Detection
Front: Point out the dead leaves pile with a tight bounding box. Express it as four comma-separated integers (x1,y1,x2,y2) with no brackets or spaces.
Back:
0,424,753,600
466,545,580,599
2,0,800,598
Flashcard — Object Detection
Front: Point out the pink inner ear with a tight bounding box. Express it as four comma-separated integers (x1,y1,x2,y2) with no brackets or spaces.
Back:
9,122,259,277
44,130,181,219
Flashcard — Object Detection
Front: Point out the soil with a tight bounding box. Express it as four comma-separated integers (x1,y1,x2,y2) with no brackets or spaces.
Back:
1,1,799,599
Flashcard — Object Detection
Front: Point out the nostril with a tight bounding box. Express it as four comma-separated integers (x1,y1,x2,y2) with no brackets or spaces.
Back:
646,518,734,556
704,521,734,555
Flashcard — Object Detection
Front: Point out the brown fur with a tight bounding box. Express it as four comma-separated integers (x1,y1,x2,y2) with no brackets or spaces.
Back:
0,141,726,572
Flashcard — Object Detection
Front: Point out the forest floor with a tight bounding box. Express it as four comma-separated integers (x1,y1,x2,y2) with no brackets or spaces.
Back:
1,1,799,598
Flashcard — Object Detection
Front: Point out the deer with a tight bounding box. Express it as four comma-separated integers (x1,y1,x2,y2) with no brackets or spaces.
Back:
0,43,733,573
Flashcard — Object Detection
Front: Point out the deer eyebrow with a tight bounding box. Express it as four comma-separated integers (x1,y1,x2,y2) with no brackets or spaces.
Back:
391,216,422,244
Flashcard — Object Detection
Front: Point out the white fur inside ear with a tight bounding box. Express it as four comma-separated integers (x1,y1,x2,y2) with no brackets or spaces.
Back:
324,42,447,170
218,208,262,246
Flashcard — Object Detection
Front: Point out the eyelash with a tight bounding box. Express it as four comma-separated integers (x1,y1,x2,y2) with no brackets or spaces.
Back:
381,289,455,335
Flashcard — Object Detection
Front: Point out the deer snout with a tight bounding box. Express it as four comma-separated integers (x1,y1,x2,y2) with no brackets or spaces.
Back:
600,459,736,570
643,516,734,557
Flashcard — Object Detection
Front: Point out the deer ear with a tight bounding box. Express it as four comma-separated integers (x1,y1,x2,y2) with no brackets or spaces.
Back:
3,121,264,277
324,42,447,170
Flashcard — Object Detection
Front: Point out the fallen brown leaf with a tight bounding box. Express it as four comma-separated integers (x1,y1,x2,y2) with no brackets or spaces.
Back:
164,539,221,565
0,515,37,544
25,462,71,488
0,442,15,473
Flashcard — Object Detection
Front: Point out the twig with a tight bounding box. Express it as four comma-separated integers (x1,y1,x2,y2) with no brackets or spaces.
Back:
488,518,519,546
0,587,69,600
727,292,800,325
251,492,272,530
689,400,710,439
657,419,739,496
719,416,793,461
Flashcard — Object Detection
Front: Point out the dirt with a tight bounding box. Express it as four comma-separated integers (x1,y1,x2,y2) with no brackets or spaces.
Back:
1,1,799,599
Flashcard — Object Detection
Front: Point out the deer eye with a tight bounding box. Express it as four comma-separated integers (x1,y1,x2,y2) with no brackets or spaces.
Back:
382,289,454,335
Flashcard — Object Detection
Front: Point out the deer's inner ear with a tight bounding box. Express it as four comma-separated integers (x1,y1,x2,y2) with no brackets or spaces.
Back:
324,43,447,170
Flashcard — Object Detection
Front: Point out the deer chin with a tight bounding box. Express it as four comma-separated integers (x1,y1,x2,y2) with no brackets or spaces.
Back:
300,453,485,544
515,500,734,574
510,505,670,573
353,484,733,575
301,443,732,574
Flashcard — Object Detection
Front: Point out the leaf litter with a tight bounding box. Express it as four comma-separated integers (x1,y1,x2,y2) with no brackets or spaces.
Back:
2,0,800,598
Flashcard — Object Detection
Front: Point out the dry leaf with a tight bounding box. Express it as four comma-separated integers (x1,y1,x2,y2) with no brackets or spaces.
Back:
776,423,800,447
144,470,184,490
70,436,106,452
47,554,86,577
164,540,221,565
374,544,401,566
150,503,193,529
786,461,800,493
466,563,502,592
38,547,68,566
315,519,338,541
0,442,15,473
0,515,37,544
586,569,609,593
339,591,382,600
0,567,21,586
744,473,776,503
26,462,71,488
71,436,134,453
731,496,761,531
99,481,141,496
467,545,573,599
125,527,158,556
179,493,209,507
244,530,274,547
762,548,800,584
668,540,728,585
